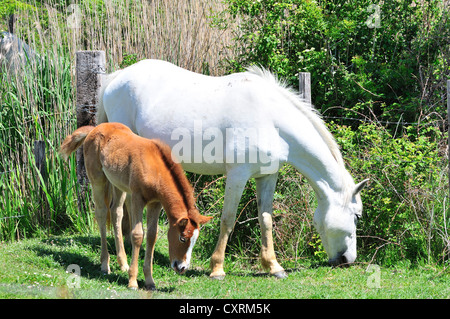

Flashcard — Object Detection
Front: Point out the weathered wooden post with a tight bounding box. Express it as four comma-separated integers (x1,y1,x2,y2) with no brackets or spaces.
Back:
33,141,46,182
33,140,48,226
299,72,311,104
75,50,105,213
8,14,16,34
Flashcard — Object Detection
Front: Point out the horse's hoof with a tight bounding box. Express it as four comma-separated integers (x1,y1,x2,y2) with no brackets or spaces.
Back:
145,284,156,291
128,286,138,291
272,270,288,279
210,268,226,280
120,265,130,272
209,273,226,280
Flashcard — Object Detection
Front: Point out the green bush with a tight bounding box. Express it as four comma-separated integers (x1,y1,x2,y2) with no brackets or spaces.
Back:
331,121,448,265
223,0,450,124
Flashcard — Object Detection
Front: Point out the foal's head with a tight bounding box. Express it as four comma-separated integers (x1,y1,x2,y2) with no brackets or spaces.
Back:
168,210,212,274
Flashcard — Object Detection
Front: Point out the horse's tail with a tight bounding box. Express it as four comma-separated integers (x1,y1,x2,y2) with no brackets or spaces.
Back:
97,70,123,124
59,126,95,161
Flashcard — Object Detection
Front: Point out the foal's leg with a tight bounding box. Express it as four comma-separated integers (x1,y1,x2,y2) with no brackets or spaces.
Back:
210,169,249,279
121,194,132,243
91,180,110,274
128,194,145,289
255,173,287,279
143,202,162,291
110,186,129,272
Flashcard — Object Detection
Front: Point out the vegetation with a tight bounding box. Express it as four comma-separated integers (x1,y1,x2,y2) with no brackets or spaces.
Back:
210,0,450,267
223,0,450,124
0,230,448,299
0,0,448,299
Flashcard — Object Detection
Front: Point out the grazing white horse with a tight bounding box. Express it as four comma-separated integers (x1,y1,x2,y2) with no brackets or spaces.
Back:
98,59,368,279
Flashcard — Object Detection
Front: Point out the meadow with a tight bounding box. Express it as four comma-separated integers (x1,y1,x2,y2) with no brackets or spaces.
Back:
0,0,449,299
0,224,448,299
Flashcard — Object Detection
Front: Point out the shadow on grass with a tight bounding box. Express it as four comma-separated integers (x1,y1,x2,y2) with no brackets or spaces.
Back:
28,235,334,292
183,260,331,280
28,235,177,292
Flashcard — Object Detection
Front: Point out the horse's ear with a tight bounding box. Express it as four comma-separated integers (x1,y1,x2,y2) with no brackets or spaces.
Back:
198,215,213,225
352,179,370,197
189,209,213,225
177,217,189,231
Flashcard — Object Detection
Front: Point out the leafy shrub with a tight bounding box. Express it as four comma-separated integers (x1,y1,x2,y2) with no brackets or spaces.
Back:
331,121,448,265
223,0,450,124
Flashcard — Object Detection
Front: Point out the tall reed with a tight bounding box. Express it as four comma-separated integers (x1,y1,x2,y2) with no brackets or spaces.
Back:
0,0,235,241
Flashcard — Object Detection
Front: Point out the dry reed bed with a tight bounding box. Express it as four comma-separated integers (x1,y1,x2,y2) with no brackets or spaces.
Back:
12,0,235,73
0,0,236,240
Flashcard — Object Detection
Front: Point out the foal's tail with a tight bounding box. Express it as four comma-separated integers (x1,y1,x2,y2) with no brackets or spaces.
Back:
59,126,96,161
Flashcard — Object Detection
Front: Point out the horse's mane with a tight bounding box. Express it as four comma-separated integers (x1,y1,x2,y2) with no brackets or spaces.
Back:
245,65,355,203
151,139,198,215
245,65,345,169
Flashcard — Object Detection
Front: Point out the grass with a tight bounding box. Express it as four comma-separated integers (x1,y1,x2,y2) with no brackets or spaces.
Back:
1,221,448,299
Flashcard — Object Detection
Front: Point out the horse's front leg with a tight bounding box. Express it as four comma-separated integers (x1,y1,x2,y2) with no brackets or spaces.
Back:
143,202,162,291
128,195,145,289
255,173,287,279
210,169,249,279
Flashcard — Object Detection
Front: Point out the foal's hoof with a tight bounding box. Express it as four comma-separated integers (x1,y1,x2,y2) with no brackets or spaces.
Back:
272,270,288,279
209,272,226,281
210,275,225,280
128,282,139,290
120,265,130,272
210,269,226,280
101,266,111,275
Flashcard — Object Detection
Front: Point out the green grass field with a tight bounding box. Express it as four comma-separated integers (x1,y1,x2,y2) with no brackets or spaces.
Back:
0,222,448,299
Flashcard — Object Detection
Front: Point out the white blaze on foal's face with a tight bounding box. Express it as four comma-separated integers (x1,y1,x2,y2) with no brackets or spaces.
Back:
168,218,200,274
184,228,199,267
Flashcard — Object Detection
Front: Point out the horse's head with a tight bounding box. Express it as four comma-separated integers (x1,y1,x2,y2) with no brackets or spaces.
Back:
168,211,212,274
313,179,369,266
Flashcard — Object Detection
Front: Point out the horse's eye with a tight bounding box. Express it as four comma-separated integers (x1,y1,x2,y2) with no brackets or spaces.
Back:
179,235,186,243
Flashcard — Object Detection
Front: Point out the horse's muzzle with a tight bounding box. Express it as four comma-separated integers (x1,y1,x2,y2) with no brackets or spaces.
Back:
172,260,188,274
329,252,355,267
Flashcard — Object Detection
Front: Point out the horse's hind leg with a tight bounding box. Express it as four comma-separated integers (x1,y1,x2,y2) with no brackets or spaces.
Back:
255,173,287,279
91,180,111,274
85,149,111,274
121,194,132,243
127,194,145,289
111,186,129,272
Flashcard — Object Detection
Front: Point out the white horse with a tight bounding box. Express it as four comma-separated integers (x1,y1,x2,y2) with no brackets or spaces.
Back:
98,59,368,279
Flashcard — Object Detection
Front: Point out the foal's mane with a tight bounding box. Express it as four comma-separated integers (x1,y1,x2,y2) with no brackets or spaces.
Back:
152,139,197,214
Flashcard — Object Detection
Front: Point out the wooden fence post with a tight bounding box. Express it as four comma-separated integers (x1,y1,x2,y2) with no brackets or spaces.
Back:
33,140,48,226
299,72,311,104
75,50,105,213
8,14,16,34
